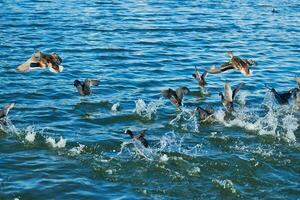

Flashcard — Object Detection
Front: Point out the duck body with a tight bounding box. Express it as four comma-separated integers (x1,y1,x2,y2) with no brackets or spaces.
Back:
16,50,63,73
219,82,245,112
124,130,149,148
161,87,190,107
74,79,99,96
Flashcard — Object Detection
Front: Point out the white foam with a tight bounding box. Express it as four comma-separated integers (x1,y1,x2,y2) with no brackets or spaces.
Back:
159,154,169,162
111,103,120,112
213,179,237,194
69,144,85,155
25,130,36,143
133,98,164,120
46,136,66,148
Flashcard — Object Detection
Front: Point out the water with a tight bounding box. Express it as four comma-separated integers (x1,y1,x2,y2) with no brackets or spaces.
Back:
1,0,300,199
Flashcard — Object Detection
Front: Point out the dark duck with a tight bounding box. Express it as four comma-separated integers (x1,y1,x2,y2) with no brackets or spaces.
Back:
161,87,190,108
74,79,99,96
124,129,149,148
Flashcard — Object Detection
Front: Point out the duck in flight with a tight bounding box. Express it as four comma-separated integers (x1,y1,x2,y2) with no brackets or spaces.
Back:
124,129,149,148
219,82,245,112
207,52,256,76
16,50,63,73
0,103,15,126
192,66,208,89
74,79,99,96
161,87,190,108
265,85,297,105
196,105,214,122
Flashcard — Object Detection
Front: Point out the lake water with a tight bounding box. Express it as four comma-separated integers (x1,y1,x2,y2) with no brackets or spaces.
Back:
0,0,300,199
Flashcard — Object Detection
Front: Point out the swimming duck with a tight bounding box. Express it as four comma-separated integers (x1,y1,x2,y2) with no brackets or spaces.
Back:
265,85,296,105
192,66,208,88
16,50,63,73
161,87,190,107
0,103,15,119
219,82,245,112
74,79,99,96
124,129,149,148
207,52,256,76
196,105,214,122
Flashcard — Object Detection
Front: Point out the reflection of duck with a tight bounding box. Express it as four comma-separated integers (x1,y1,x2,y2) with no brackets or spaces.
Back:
219,82,245,112
208,52,256,76
161,87,190,107
0,103,15,119
16,50,63,73
196,105,214,122
124,129,149,148
192,66,208,89
74,79,99,96
265,85,296,105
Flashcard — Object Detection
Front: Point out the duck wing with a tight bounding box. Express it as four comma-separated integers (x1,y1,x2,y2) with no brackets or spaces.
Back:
224,82,233,102
232,83,245,100
207,63,234,74
161,89,179,105
0,103,15,118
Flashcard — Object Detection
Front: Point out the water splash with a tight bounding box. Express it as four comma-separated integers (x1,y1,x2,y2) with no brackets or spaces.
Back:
133,98,164,120
46,136,67,148
169,107,199,132
111,103,120,112
69,144,85,155
213,179,237,194
24,126,36,143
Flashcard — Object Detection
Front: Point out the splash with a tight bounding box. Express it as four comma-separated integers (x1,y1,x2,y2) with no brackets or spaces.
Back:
214,99,298,142
111,103,120,112
169,107,199,132
24,126,36,143
213,179,237,194
133,98,164,120
69,144,85,155
46,136,67,148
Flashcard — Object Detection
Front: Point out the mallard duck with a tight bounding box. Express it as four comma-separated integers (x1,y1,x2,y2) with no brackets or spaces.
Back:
74,79,99,96
161,87,190,107
16,50,63,73
207,52,256,76
192,66,208,88
219,82,245,112
196,105,214,122
124,129,149,148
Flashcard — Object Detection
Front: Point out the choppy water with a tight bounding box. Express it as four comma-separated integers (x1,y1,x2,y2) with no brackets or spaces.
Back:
1,0,300,199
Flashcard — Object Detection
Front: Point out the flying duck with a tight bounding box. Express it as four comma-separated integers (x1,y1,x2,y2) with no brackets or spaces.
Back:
265,85,296,105
124,129,149,148
207,52,256,76
161,87,190,107
74,79,99,96
0,103,15,119
219,82,245,112
196,105,214,122
192,66,208,88
16,50,63,73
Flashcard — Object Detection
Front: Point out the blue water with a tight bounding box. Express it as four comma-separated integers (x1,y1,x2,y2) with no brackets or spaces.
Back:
1,0,300,199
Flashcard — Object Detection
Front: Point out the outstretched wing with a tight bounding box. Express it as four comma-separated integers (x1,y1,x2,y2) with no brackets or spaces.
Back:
224,82,233,102
176,87,190,101
161,89,179,105
0,103,15,118
207,64,234,74
296,76,300,89
85,79,99,87
232,83,245,99
192,66,201,81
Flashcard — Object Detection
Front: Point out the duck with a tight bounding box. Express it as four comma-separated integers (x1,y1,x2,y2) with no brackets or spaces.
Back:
207,52,256,76
0,103,15,119
16,50,63,73
265,85,296,105
74,79,99,96
161,87,190,107
292,77,300,106
272,8,279,13
192,66,208,89
196,105,214,122
124,129,149,148
219,82,245,112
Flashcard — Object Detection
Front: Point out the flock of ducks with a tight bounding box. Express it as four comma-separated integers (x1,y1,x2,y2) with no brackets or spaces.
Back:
1,50,299,148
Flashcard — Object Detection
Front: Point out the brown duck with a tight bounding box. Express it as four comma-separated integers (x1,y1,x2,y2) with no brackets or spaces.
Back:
161,87,190,107
192,66,208,88
219,82,245,112
16,50,63,73
196,105,214,122
207,52,256,76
